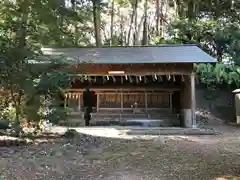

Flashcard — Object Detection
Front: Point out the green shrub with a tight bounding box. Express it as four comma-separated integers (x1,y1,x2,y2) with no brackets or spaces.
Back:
63,129,79,138
0,119,10,130
22,132,35,139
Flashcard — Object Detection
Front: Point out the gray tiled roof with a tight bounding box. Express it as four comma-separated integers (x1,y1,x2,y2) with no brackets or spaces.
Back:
40,45,216,64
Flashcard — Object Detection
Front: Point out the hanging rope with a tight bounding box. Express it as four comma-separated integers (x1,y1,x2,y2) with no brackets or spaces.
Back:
102,76,106,84
181,75,185,82
88,76,92,83
112,76,116,83
129,76,133,83
144,76,148,83
173,75,176,82
136,76,139,84
154,74,157,81
158,75,163,82
167,74,171,81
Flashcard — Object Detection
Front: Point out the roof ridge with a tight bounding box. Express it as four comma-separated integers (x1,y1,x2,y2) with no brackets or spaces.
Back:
42,44,197,49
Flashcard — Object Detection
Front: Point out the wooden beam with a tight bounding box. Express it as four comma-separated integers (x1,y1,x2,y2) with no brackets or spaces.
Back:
76,63,194,76
66,87,180,92
67,92,176,95
74,72,192,76
98,108,170,110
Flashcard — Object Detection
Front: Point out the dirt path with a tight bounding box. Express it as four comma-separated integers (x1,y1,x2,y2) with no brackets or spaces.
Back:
0,125,240,180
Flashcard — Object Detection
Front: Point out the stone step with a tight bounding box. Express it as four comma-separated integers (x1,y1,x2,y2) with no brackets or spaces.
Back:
60,119,167,127
69,112,149,119
69,111,176,116
63,113,180,127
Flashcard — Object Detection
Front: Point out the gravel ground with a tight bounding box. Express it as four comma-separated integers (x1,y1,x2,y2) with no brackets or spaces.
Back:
0,125,240,180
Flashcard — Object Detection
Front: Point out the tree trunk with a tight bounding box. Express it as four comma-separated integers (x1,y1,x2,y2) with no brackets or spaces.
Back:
110,0,115,46
215,43,223,61
17,0,30,49
156,0,160,36
93,0,101,47
159,0,164,37
187,0,197,21
127,0,138,45
231,0,235,9
71,0,79,46
172,0,178,17
134,15,144,45
10,86,22,137
118,8,124,46
142,0,148,45
133,0,139,45
176,0,185,19
215,0,221,19
56,0,65,46
14,106,21,136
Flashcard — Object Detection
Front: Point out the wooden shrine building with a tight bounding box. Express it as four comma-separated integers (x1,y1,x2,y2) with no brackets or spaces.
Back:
41,45,216,127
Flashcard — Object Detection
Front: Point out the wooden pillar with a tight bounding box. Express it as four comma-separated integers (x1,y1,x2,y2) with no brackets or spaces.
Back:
97,93,100,112
169,93,172,109
145,92,148,112
120,92,123,112
233,90,240,124
180,75,192,127
191,72,196,128
78,94,81,111
64,93,67,108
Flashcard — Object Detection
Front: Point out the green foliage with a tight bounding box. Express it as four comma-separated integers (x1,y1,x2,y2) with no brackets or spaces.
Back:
0,53,76,134
63,128,79,138
0,105,16,122
0,119,10,130
156,18,240,88
25,58,76,124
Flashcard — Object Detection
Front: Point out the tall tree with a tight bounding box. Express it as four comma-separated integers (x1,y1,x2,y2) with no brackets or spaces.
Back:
127,0,138,45
156,0,160,36
133,0,139,45
110,0,115,45
119,9,125,45
142,0,148,45
92,0,102,47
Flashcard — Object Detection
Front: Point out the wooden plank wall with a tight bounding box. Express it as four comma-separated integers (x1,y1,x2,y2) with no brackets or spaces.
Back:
65,90,172,111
